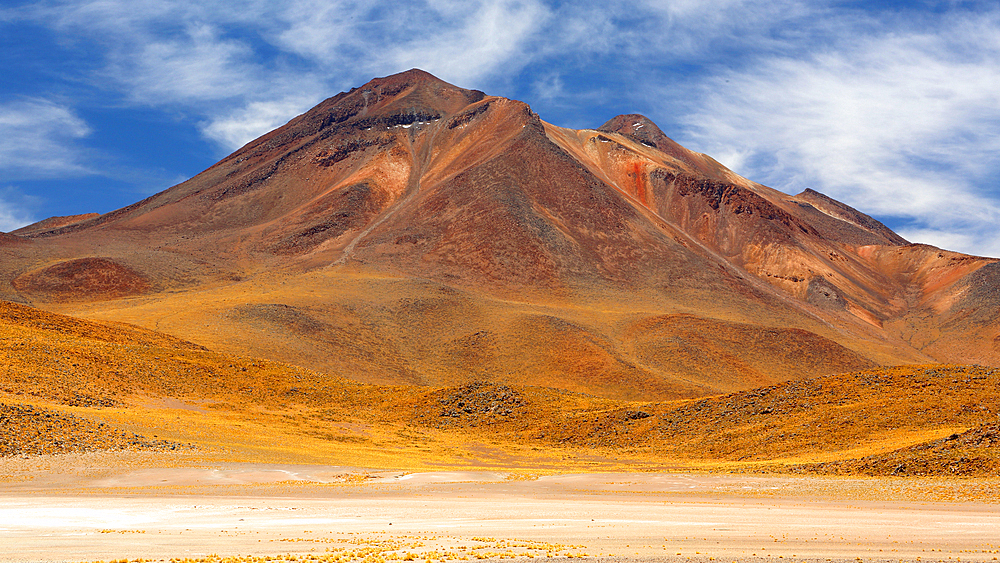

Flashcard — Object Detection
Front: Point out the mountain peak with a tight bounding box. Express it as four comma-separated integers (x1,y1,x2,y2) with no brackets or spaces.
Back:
597,114,735,181
792,188,908,246
598,114,666,148
357,68,452,90
258,69,486,150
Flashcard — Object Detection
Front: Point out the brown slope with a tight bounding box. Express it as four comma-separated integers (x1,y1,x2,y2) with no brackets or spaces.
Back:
0,74,903,306
900,259,1000,364
789,188,907,246
343,104,729,292
596,116,908,248
13,257,150,300
548,114,999,363
0,232,28,246
5,71,766,297
0,402,188,456
622,314,874,392
103,274,874,400
0,299,402,460
1,69,997,399
0,299,202,349
0,299,380,414
23,70,482,237
12,213,100,236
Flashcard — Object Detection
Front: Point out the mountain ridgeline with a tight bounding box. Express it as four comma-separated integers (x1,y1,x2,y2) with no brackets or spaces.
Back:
2,69,997,401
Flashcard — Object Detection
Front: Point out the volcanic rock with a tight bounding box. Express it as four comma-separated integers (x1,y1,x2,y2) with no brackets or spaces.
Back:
1,69,997,400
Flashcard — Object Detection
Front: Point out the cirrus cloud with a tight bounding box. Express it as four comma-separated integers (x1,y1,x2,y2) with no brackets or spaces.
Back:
678,8,1000,256
0,98,92,177
0,188,38,232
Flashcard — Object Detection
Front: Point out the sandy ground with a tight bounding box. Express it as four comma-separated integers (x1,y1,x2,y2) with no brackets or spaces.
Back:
3,454,1000,563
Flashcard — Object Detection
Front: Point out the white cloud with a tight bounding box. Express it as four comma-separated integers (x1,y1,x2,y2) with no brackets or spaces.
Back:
112,23,260,104
895,228,975,255
530,72,565,102
35,0,554,102
36,1,269,104
26,0,784,152
201,96,319,151
387,0,551,85
0,207,35,232
634,0,816,56
269,1,368,63
21,1,555,153
195,0,554,149
0,98,92,177
0,191,37,232
678,9,1000,256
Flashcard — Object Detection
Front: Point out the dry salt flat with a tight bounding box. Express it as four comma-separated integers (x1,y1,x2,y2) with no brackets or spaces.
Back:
3,459,1000,563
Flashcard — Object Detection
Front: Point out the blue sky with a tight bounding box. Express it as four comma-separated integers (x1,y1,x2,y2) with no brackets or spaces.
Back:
1,1,999,256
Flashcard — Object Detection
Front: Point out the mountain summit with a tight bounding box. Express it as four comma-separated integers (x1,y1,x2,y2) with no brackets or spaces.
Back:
2,70,997,399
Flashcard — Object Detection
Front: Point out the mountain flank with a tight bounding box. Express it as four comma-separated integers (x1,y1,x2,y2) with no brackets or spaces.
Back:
1,69,997,402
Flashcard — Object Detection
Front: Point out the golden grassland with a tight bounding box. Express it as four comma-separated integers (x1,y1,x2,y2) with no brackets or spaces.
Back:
2,300,999,475
43,266,883,401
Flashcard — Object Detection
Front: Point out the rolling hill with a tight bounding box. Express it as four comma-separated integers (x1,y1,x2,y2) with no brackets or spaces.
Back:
2,300,998,475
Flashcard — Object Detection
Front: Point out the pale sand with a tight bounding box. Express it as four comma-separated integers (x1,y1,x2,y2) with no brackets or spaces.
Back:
3,456,1000,563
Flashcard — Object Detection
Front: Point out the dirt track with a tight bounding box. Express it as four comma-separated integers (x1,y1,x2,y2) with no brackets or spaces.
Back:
3,458,1000,563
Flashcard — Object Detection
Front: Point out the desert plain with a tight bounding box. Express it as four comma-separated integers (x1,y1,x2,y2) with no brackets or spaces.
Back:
4,452,1000,563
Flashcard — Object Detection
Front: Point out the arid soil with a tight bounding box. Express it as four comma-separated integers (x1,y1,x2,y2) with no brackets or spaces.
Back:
3,460,1000,563
4,297,1000,476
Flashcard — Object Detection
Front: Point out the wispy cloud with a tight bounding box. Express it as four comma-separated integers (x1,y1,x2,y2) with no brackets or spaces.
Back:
386,0,551,84
21,0,555,151
633,0,819,57
0,187,39,232
677,7,1000,256
35,1,272,103
111,23,260,104
0,98,92,177
201,95,320,150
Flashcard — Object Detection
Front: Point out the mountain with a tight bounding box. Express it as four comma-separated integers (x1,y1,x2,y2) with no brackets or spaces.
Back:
1,69,997,400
